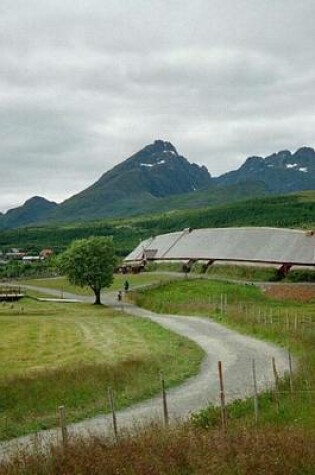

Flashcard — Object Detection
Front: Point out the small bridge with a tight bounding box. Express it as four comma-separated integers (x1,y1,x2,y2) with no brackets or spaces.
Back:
124,227,315,276
0,287,25,301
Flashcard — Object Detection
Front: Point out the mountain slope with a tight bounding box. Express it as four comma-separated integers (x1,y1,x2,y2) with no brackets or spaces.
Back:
0,197,57,231
50,140,212,221
216,147,315,192
1,142,314,230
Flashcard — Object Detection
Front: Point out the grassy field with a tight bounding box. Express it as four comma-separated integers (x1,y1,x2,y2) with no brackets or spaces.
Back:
0,297,203,440
132,278,315,429
0,277,314,473
17,272,182,297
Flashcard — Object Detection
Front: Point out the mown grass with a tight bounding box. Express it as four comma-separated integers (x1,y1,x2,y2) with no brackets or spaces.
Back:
0,297,203,440
132,278,315,429
18,272,181,297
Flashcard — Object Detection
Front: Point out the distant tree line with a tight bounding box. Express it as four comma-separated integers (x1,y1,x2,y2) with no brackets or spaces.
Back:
0,194,314,258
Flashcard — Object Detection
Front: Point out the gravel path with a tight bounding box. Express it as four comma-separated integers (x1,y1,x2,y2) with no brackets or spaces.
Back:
0,283,291,460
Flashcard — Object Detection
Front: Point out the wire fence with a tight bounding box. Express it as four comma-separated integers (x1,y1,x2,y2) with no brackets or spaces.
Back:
150,293,315,331
1,355,312,447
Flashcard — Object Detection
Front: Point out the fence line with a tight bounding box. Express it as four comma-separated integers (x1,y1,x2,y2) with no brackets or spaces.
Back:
145,294,314,330
0,357,306,444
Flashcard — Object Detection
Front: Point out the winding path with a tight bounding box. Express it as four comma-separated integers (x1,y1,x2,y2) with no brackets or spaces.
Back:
0,281,291,460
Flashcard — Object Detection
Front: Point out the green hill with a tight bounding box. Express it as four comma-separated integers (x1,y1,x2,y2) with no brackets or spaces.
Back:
0,191,314,255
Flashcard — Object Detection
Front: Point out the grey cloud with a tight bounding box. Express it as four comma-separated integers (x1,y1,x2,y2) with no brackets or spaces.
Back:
0,0,315,212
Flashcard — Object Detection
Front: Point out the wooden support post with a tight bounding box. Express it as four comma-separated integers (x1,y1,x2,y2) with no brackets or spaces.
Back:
161,372,169,427
201,259,214,274
218,361,227,431
277,263,292,280
108,387,118,441
252,359,259,424
58,405,68,448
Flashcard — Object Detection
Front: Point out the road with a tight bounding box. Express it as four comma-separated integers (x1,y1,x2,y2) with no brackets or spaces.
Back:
0,282,291,460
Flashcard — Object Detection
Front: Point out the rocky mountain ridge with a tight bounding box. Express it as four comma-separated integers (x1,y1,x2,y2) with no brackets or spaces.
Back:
0,141,314,230
216,146,315,192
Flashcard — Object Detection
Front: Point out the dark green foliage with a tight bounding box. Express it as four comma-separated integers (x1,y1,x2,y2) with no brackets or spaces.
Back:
58,236,117,304
286,270,315,282
0,259,57,280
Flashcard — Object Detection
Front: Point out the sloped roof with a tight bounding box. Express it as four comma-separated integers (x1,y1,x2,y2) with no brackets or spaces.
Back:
125,227,315,266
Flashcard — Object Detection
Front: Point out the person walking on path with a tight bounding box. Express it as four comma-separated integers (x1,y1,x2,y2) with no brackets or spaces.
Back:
124,280,129,293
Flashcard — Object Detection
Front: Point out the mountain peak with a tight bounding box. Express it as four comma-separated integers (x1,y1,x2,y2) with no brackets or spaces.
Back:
24,196,56,206
50,140,212,221
0,196,57,231
294,147,315,159
152,139,178,154
104,139,211,196
136,140,179,162
217,146,315,193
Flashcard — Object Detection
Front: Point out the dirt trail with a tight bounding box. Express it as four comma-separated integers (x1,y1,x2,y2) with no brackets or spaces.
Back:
0,283,291,460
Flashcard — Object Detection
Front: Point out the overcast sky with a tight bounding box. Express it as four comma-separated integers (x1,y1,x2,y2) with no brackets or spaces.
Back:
1,0,315,212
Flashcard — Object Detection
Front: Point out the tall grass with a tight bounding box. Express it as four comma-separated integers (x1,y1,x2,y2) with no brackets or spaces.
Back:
0,424,314,474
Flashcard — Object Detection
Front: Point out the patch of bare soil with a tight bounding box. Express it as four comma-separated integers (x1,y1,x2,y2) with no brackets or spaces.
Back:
263,284,315,302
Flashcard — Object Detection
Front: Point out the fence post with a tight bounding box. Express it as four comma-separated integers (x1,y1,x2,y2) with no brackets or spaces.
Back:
58,405,68,448
108,387,118,441
272,357,280,413
218,361,227,431
288,350,294,394
220,294,223,315
252,359,259,424
160,372,169,427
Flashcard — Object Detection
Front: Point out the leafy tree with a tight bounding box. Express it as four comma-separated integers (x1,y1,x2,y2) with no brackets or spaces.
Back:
58,236,117,304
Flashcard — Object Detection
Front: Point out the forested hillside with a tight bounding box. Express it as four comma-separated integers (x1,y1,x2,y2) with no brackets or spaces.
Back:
0,192,314,256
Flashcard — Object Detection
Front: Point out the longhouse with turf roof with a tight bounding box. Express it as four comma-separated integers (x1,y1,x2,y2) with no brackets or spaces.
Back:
125,227,315,275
